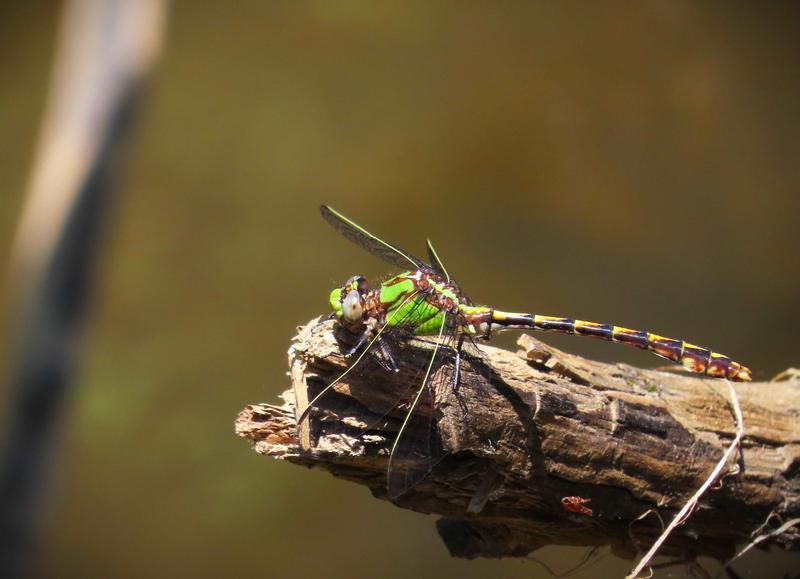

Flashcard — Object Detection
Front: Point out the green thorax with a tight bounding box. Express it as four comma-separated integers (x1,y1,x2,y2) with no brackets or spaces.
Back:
377,271,489,336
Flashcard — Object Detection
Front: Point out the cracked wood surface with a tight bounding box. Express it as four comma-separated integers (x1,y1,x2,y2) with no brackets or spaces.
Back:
236,318,800,561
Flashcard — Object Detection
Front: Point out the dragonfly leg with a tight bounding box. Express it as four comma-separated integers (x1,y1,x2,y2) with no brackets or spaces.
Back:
373,338,399,373
452,334,465,392
333,331,399,373
437,335,471,433
330,330,370,358
436,335,464,392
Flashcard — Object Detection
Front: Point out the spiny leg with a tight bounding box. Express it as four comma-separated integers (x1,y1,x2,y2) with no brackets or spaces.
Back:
328,326,400,375
370,337,399,373
330,330,371,358
297,290,422,425
436,334,465,391
436,333,468,417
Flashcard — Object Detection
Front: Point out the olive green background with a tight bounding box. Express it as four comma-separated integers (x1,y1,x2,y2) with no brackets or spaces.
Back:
1,2,799,578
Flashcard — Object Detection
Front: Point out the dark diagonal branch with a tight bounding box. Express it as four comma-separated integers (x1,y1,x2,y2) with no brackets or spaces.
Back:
237,318,800,564
0,2,167,577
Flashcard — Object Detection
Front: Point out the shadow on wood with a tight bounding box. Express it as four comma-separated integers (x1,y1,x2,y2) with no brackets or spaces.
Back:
236,317,800,563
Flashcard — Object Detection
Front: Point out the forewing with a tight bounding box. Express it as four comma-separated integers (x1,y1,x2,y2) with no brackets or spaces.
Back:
321,205,424,270
425,238,450,282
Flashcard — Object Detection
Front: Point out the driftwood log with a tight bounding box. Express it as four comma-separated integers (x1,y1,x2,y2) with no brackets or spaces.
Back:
236,318,800,563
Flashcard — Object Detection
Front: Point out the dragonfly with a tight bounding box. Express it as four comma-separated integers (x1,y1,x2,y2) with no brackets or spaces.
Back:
298,205,752,499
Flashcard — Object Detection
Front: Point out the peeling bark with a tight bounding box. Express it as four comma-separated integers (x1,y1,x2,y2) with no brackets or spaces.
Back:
236,318,800,562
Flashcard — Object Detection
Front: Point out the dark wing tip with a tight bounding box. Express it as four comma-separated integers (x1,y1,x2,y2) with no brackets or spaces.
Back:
320,204,342,228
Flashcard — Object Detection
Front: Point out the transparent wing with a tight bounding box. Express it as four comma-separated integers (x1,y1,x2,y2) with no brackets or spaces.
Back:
297,290,423,426
386,313,452,499
298,291,453,454
321,205,425,270
425,238,450,282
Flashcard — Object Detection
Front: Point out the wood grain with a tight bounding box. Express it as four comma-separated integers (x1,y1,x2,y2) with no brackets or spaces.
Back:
236,318,800,562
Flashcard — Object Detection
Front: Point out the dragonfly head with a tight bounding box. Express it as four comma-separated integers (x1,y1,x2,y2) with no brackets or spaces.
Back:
330,275,369,330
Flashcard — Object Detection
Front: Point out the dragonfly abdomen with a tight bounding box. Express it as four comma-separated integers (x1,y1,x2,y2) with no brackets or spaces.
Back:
480,311,752,381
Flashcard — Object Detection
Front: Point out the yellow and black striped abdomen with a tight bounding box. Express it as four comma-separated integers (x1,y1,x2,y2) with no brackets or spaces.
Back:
483,312,752,381
600,323,750,381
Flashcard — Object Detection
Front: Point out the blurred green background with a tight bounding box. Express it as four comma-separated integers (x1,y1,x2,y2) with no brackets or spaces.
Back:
2,2,799,578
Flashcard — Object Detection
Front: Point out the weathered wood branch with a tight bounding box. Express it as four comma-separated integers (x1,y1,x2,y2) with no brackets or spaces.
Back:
236,318,800,562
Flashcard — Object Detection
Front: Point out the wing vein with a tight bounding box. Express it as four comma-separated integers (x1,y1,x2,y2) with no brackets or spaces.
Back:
387,312,448,497
321,205,424,270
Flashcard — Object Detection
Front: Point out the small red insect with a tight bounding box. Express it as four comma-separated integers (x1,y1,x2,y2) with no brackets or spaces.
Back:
561,496,593,516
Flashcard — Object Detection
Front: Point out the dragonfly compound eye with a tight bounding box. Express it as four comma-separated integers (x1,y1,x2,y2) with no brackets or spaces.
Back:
345,275,369,294
342,289,364,323
329,288,344,318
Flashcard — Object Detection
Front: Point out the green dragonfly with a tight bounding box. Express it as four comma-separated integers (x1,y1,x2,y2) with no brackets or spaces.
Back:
298,205,752,498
